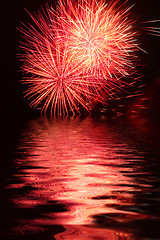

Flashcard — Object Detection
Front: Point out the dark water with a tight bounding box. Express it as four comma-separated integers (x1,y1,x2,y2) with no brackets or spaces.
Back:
1,116,160,240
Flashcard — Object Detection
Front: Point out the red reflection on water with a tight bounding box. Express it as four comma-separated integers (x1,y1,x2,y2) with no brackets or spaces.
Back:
54,225,135,240
10,118,148,237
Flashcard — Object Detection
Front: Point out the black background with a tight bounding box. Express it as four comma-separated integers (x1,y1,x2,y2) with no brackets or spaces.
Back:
2,0,160,119
1,1,160,239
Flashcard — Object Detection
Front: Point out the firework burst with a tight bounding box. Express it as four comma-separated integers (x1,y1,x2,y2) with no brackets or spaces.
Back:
20,0,141,116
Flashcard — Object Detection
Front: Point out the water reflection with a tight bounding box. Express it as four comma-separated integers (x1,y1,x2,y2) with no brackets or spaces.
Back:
54,225,134,240
7,117,160,239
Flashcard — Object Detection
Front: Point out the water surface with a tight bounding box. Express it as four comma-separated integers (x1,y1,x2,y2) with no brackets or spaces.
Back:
2,116,160,240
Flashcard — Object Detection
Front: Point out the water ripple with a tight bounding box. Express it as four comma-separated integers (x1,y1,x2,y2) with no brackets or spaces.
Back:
4,117,160,239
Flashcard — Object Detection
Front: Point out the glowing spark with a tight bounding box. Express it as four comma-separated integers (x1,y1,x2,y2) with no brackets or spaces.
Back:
20,0,141,116
142,20,160,36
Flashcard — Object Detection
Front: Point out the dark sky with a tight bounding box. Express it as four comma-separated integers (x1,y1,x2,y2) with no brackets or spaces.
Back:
2,0,160,119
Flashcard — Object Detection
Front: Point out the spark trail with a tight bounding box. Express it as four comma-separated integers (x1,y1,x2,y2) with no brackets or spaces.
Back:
20,0,142,116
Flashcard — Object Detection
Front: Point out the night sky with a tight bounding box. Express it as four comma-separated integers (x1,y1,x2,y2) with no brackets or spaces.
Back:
2,0,160,124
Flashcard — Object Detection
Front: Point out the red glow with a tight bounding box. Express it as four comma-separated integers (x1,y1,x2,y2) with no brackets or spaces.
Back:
20,0,141,116
54,225,134,240
10,118,149,237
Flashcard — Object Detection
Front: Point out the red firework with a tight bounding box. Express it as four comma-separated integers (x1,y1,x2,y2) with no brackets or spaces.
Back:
20,0,141,116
